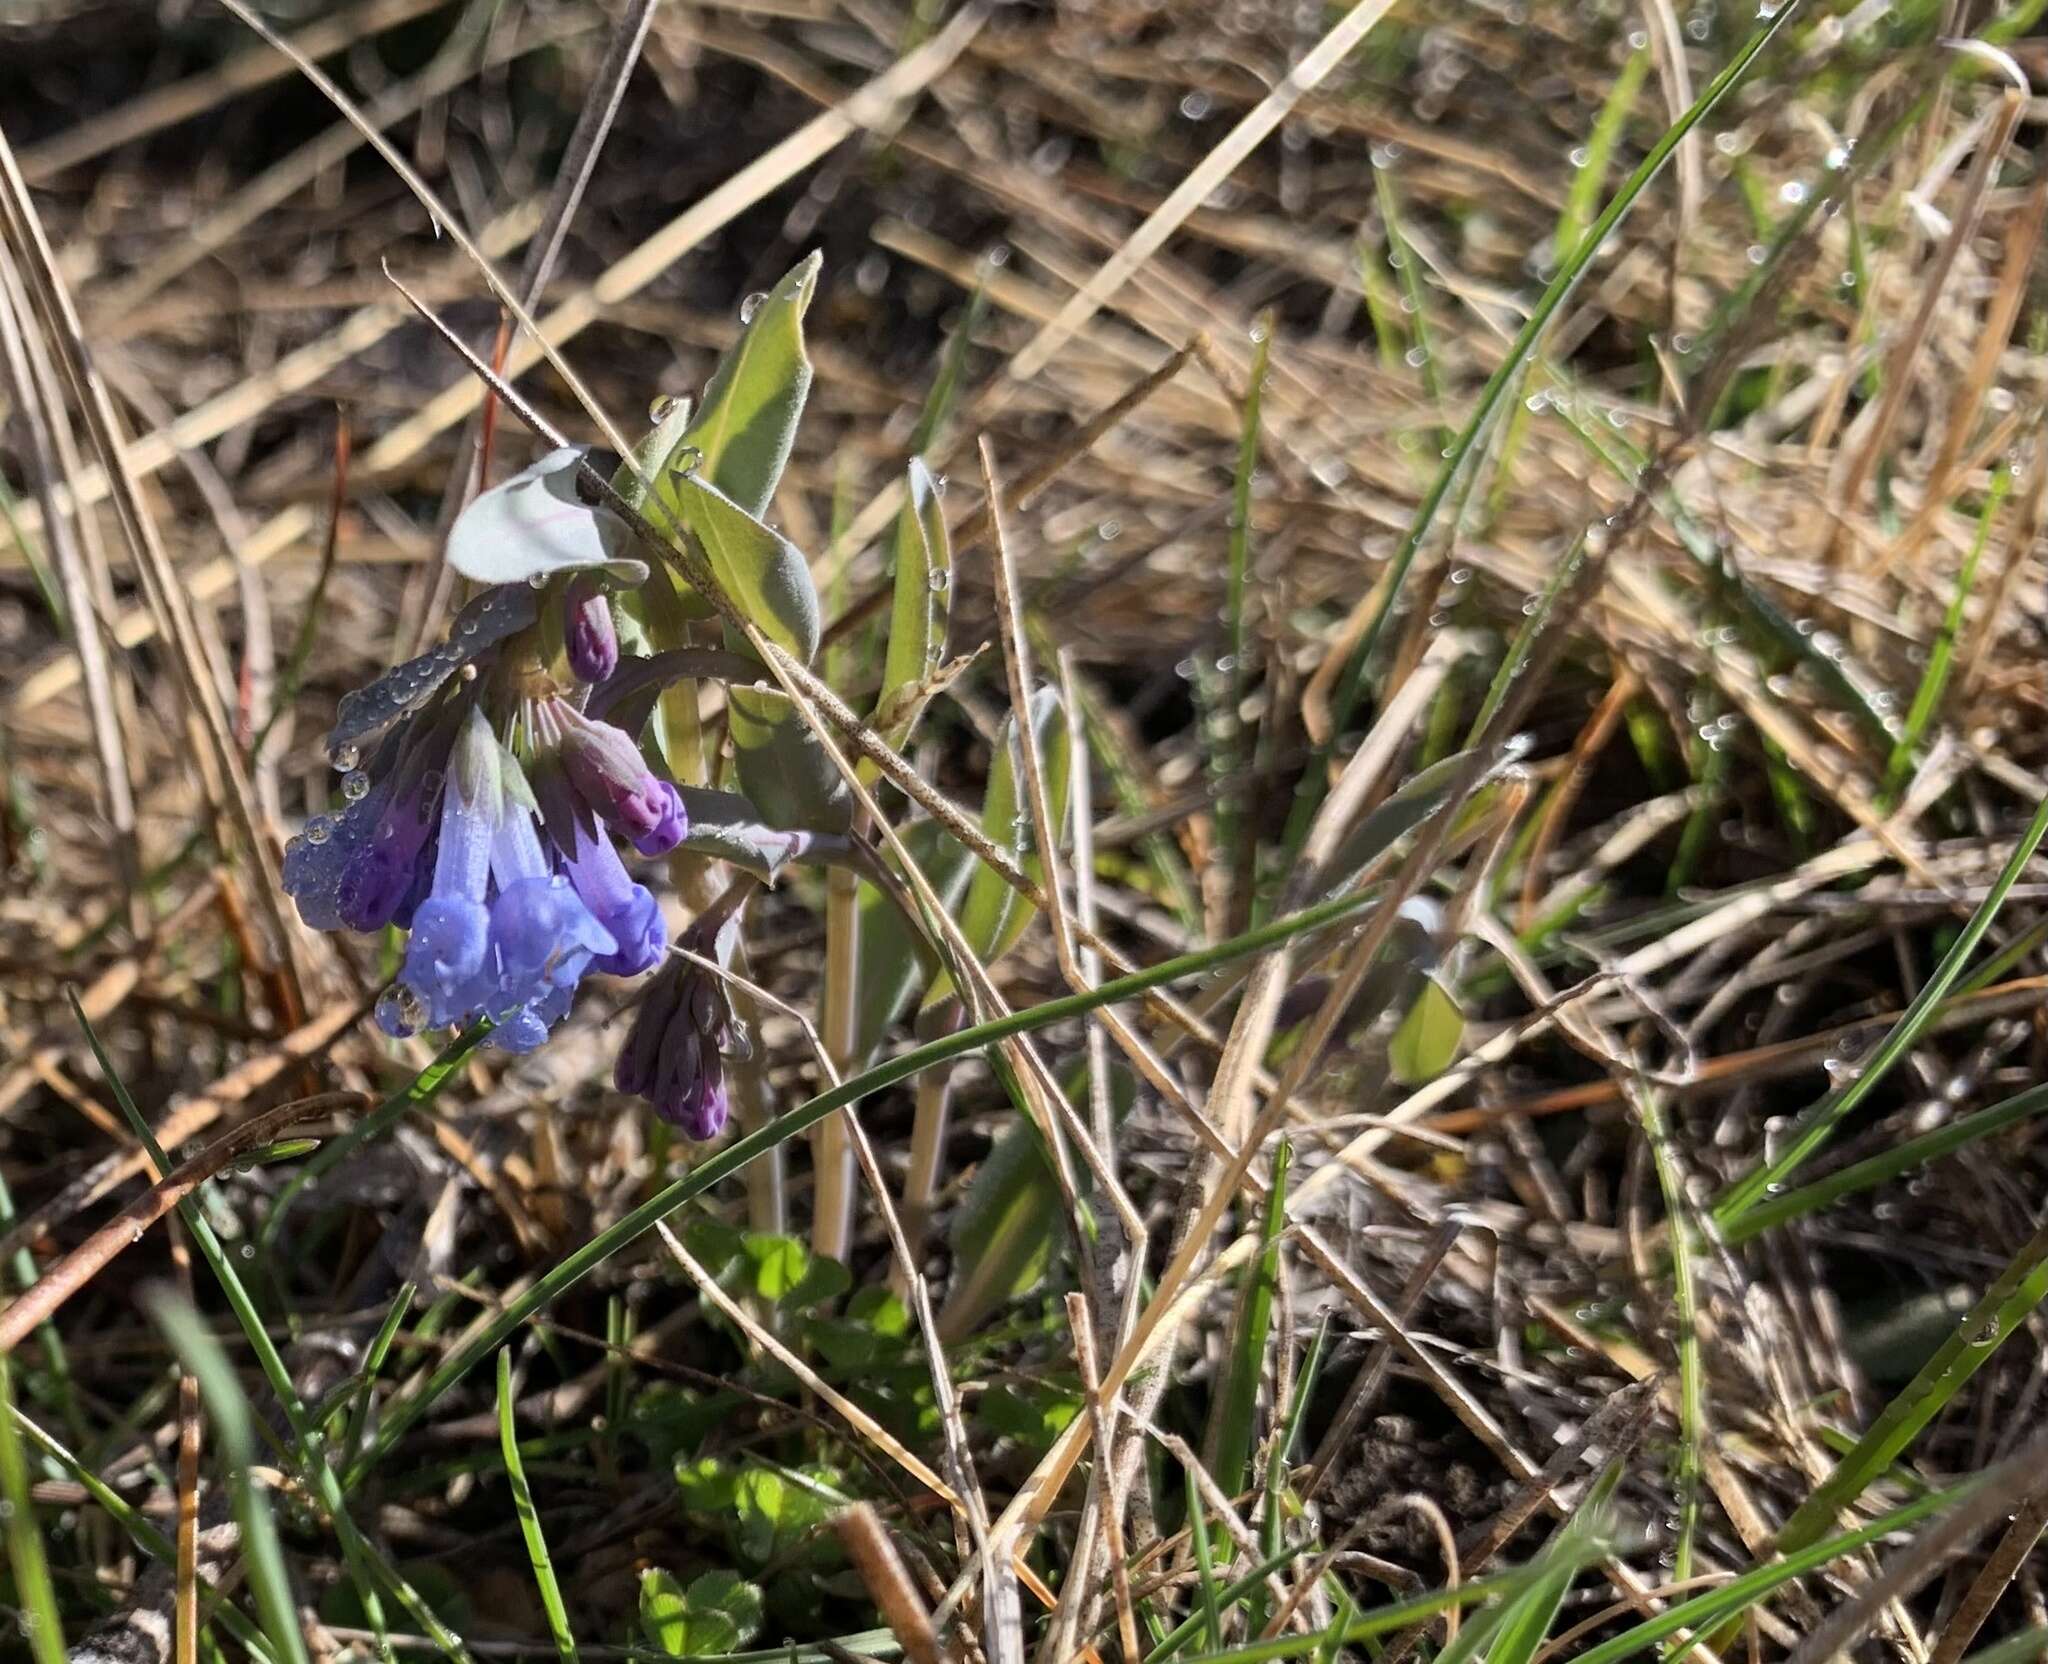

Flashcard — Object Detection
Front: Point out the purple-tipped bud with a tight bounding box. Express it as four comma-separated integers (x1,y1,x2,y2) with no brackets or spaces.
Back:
555,703,688,856
563,574,618,684
615,919,741,1140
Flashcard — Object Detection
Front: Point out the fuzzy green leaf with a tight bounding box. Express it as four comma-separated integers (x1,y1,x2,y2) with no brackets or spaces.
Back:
669,473,821,664
727,685,851,832
678,253,820,518
1388,973,1463,1086
875,458,953,746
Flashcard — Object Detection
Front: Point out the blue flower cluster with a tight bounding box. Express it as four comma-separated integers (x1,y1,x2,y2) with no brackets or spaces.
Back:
283,578,680,1061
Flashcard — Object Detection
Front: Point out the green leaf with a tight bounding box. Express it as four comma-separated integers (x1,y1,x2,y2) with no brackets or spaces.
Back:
980,1379,1083,1450
641,1569,692,1657
733,1463,843,1564
672,785,823,881
1388,974,1463,1085
806,1286,913,1368
742,1233,852,1308
670,473,822,664
923,687,1071,1010
875,459,953,746
641,1569,765,1658
675,1454,739,1514
728,685,851,832
688,1571,764,1651
678,253,820,518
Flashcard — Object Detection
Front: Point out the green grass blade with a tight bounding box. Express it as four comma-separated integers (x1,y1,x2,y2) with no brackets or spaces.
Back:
353,873,1433,1473
1287,0,1803,854
1185,1464,1225,1655
69,995,464,1664
0,1356,67,1664
1713,785,2048,1226
261,1020,489,1250
1725,1078,2048,1243
1960,1629,2048,1664
909,268,989,456
1213,311,1272,886
1466,530,1587,743
1883,461,2011,801
498,1350,580,1663
1567,1474,1976,1663
1775,1213,2048,1554
151,1295,312,1664
344,1280,417,1463
1207,1138,1289,1502
1636,1090,1701,1582
1555,48,1651,265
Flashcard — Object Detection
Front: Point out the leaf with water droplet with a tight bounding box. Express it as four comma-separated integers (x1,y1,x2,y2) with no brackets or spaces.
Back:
873,457,953,750
670,253,820,518
668,472,821,664
328,583,537,750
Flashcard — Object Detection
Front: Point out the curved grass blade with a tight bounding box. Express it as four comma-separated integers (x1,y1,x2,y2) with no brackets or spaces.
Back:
1206,1139,1289,1502
151,1295,312,1664
498,1350,580,1663
1714,786,2048,1227
1882,461,2011,802
1775,1212,2048,1555
353,874,1423,1474
1725,1078,2048,1243
0,1357,66,1664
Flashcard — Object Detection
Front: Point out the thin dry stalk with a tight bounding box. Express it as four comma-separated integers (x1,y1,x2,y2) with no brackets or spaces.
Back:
837,1504,950,1664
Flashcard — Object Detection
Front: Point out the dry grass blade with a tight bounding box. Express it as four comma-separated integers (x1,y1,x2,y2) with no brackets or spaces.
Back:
0,1091,362,1356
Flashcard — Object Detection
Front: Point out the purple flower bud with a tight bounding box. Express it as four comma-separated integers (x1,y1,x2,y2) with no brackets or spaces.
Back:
555,703,688,856
563,574,618,684
614,918,741,1140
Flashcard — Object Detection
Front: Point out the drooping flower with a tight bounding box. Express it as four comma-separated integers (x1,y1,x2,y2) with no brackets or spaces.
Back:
400,707,501,1028
485,754,617,1024
615,916,746,1140
550,699,688,856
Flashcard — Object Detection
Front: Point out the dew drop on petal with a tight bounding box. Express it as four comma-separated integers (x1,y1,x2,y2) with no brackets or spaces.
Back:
342,769,372,803
305,815,334,846
330,742,361,772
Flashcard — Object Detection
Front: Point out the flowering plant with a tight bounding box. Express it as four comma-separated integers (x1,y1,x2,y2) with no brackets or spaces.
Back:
281,256,1057,1168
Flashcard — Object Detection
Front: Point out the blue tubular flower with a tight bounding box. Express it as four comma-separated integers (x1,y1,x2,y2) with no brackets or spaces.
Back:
531,753,666,978
615,918,744,1140
563,573,618,684
553,700,688,856
485,755,615,1023
401,709,501,1027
